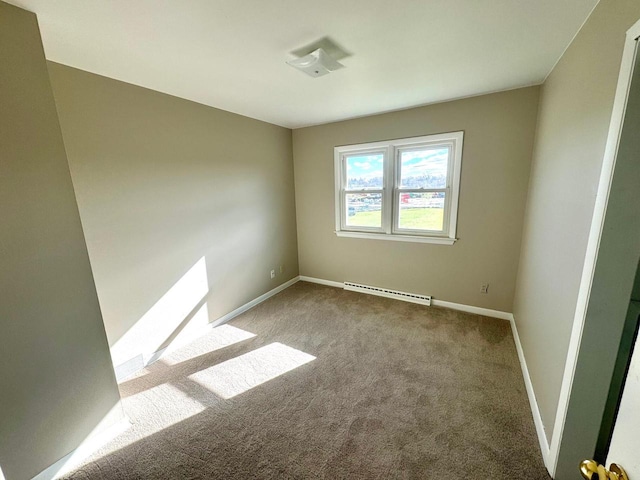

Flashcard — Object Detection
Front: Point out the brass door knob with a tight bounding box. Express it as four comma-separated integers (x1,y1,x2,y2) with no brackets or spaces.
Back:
580,459,629,480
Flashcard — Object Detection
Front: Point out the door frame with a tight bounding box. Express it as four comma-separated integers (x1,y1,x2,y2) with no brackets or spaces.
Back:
546,17,640,477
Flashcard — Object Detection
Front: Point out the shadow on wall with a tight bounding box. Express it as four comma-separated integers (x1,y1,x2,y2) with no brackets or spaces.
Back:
110,217,279,381
94,182,292,381
45,62,298,385
110,256,210,375
103,192,274,349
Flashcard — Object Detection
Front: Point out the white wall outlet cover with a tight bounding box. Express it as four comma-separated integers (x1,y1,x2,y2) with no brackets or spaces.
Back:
286,48,345,78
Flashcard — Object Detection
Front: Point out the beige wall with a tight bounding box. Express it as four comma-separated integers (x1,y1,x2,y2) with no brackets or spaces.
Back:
0,4,123,479
513,0,640,448
47,63,299,376
553,9,640,478
293,87,540,312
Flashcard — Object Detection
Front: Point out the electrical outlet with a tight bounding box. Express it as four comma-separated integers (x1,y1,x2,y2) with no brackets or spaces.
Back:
279,265,284,274
480,283,489,294
270,269,276,279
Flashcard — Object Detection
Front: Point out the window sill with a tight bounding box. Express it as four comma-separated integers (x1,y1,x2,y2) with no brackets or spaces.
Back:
334,230,457,245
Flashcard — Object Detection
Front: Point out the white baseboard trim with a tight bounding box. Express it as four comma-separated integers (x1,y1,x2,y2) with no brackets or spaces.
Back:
32,408,130,480
509,313,552,473
114,276,301,382
431,299,511,321
299,275,511,320
298,275,344,289
209,276,300,328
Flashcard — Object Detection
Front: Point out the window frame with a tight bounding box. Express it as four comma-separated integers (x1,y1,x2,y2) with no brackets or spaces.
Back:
334,131,463,245
338,147,390,234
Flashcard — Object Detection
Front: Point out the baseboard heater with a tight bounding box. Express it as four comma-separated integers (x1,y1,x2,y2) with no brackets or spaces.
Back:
343,282,432,306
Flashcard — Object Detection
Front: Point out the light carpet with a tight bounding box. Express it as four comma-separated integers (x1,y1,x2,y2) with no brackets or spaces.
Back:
62,281,549,479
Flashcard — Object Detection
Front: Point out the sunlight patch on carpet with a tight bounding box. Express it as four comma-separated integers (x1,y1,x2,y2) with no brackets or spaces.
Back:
163,324,256,366
189,342,315,399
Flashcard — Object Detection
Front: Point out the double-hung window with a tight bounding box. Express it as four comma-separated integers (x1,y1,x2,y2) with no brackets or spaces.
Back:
334,131,463,244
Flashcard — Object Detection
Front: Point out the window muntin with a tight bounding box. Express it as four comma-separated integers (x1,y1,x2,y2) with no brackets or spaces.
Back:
334,132,463,243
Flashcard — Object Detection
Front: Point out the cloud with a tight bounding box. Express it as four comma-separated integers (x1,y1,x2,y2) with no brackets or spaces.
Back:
353,161,371,170
401,149,448,177
347,154,384,178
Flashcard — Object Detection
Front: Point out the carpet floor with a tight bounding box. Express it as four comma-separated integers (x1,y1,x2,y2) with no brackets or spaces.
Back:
63,281,549,479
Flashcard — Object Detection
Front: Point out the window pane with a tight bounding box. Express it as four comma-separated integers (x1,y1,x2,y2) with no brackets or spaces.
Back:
398,192,445,231
346,193,382,228
399,147,449,189
346,154,384,190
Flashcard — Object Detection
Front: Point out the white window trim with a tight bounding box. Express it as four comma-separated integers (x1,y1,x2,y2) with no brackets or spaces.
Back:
334,131,463,245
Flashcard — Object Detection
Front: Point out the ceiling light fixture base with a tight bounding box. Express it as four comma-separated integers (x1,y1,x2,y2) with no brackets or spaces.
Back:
286,48,345,78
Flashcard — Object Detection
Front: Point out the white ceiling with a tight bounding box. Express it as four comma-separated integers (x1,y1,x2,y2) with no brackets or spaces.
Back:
8,0,598,128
